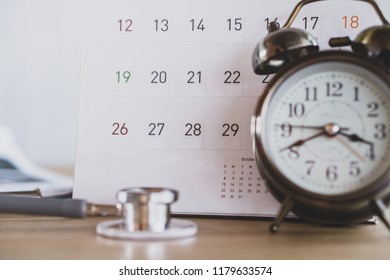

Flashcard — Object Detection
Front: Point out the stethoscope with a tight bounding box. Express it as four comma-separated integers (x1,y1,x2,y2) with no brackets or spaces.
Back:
0,187,197,240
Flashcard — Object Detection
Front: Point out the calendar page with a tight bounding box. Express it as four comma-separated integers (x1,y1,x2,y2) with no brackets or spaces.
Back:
74,0,387,216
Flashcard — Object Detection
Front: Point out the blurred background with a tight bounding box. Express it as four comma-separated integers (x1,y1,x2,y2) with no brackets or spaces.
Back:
0,0,81,168
0,0,389,169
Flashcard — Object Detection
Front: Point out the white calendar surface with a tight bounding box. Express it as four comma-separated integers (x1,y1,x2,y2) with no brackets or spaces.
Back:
74,0,388,216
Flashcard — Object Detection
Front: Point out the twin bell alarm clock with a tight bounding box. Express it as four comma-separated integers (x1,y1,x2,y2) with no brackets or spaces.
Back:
251,0,390,232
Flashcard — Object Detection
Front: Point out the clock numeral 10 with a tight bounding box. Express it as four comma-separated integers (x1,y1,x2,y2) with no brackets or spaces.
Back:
288,103,305,118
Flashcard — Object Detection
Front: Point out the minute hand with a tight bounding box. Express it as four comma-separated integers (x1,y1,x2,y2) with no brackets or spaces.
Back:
289,124,349,131
279,131,325,152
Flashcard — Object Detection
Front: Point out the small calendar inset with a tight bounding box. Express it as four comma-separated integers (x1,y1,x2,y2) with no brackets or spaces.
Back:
74,0,387,217
220,161,268,200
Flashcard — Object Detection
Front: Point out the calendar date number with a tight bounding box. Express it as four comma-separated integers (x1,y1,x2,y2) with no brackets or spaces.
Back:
112,123,242,137
112,123,129,135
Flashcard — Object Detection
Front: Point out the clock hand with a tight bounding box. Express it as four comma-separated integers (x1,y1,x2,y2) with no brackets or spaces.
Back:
279,131,325,152
293,124,350,131
289,124,325,130
277,123,350,131
339,131,373,146
336,135,365,162
279,123,368,154
339,131,375,160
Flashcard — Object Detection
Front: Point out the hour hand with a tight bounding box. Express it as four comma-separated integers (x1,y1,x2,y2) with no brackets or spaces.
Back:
339,131,373,146
279,131,324,152
339,131,375,160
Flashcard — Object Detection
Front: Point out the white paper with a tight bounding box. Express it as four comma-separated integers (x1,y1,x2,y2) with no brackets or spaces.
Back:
74,0,387,216
0,125,72,197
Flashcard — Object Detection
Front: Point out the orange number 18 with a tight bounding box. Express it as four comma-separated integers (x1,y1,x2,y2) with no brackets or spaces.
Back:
342,15,359,29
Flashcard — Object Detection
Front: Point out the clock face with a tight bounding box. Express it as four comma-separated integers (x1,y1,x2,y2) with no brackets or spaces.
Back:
258,58,390,196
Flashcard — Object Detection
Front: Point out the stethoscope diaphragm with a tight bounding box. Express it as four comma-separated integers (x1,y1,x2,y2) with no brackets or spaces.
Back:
96,187,197,240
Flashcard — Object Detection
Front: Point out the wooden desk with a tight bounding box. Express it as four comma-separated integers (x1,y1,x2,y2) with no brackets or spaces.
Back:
0,213,389,259
1,167,388,259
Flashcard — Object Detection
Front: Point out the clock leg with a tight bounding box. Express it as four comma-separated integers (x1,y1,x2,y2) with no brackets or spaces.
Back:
370,197,390,233
269,197,293,233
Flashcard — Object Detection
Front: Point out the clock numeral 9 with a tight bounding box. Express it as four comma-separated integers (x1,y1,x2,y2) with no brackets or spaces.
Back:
278,123,292,138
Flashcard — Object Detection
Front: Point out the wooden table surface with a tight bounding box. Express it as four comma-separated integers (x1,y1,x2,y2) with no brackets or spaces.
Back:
1,167,389,260
1,212,389,260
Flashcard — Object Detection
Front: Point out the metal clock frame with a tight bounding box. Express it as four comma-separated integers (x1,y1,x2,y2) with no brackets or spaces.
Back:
252,50,390,232
251,0,390,233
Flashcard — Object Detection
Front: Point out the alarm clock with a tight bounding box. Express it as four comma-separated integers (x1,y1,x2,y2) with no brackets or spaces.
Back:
251,0,390,232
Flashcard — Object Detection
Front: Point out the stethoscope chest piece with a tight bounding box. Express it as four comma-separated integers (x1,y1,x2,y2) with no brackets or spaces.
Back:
96,187,197,240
